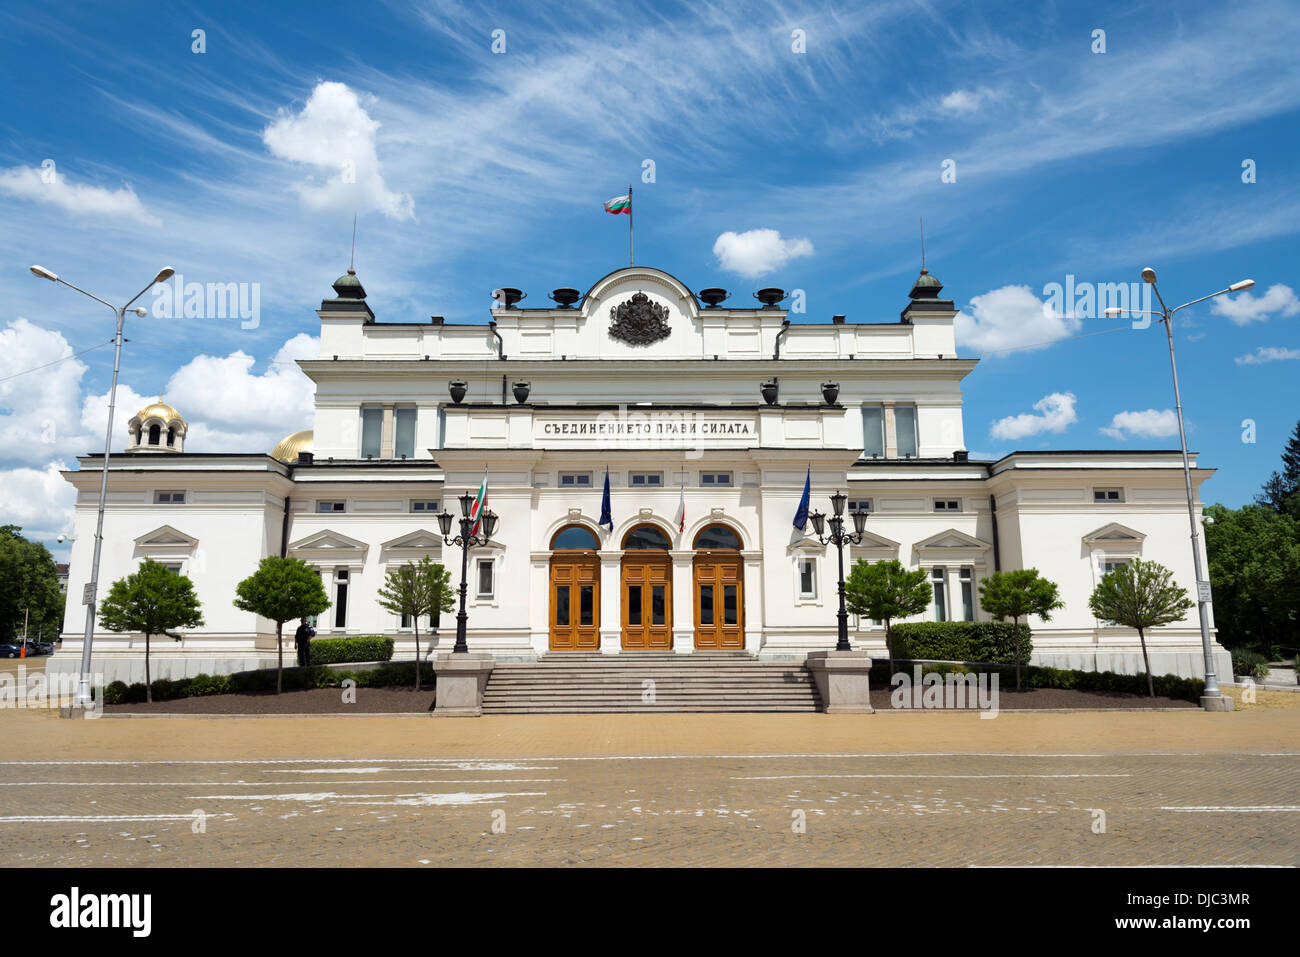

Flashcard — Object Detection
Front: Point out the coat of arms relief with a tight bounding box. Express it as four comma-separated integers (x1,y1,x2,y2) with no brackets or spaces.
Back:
608,291,672,345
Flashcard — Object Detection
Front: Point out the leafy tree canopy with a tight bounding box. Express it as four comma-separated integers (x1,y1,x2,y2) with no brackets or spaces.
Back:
233,556,332,626
1088,558,1195,632
0,525,66,640
99,559,205,640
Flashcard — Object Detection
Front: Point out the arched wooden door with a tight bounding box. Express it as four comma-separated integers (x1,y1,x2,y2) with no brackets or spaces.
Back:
621,524,672,650
549,525,600,651
693,524,744,650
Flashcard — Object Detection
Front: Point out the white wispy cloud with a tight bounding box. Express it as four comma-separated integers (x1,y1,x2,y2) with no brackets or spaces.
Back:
1210,283,1300,325
0,164,160,227
989,392,1078,441
1234,346,1300,365
1100,409,1179,440
955,285,1081,356
712,229,814,278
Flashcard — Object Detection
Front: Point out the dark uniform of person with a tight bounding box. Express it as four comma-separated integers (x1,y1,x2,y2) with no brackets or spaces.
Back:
294,619,315,667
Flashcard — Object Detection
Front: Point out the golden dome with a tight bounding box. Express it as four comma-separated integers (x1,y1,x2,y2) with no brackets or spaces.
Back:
270,429,313,463
134,401,185,425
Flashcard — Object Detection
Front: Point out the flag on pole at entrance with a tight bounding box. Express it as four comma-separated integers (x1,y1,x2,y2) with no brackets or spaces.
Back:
674,483,686,532
603,194,631,215
792,466,811,532
599,468,613,531
470,469,489,535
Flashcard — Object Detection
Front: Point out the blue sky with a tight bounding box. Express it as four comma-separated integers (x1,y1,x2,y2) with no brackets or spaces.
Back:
1,0,1297,559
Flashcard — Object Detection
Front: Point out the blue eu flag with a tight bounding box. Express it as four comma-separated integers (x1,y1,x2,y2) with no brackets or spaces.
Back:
599,468,613,531
793,466,811,532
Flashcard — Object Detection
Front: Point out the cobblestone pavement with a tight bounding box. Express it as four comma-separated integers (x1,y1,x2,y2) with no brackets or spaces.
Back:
0,708,1296,866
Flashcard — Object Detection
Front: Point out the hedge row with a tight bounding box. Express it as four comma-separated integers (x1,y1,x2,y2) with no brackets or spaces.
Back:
308,635,394,666
1229,647,1270,680
103,661,434,705
888,621,1033,666
868,659,1205,702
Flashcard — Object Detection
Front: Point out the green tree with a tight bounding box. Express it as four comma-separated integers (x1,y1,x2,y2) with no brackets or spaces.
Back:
1087,558,1195,697
233,557,331,694
0,526,64,642
844,558,931,674
375,556,455,689
1204,502,1300,656
98,559,205,703
978,569,1063,689
1256,419,1300,513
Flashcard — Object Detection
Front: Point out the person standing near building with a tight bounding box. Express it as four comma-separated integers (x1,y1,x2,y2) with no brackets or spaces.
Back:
294,618,315,667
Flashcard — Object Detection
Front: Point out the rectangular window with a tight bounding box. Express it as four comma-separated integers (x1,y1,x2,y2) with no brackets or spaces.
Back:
960,567,975,622
651,585,666,626
579,585,594,626
630,472,663,487
317,501,345,513
555,585,570,627
931,567,948,622
360,407,383,458
699,584,714,625
700,472,733,487
862,405,884,457
934,499,961,512
153,491,186,504
628,585,642,624
411,500,440,513
559,472,592,488
334,569,349,629
723,585,737,625
401,612,436,629
894,404,918,458
476,559,494,599
1102,560,1129,575
798,558,817,599
162,563,183,574
1093,488,1124,503
394,407,417,459
847,499,873,514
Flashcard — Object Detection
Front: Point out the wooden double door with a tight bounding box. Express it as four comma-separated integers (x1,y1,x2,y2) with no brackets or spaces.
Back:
621,553,672,649
694,552,744,649
549,551,599,650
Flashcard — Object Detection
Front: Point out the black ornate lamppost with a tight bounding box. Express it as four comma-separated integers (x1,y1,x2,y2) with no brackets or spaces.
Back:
810,491,869,652
438,492,498,654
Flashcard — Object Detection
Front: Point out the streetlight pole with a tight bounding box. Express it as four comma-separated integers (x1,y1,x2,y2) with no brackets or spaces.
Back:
29,264,175,707
438,492,498,654
1105,268,1255,709
810,491,870,652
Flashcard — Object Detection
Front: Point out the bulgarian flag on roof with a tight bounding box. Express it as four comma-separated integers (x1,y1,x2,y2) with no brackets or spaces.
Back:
470,470,489,536
604,193,631,215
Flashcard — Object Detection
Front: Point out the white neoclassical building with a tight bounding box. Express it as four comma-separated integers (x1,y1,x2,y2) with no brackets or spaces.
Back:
53,264,1231,684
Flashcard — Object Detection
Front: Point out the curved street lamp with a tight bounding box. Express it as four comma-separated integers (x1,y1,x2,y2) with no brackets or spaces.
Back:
438,495,498,654
29,264,175,708
1103,269,1254,708
810,491,870,651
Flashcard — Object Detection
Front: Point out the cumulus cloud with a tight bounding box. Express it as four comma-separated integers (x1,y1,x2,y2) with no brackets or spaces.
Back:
1235,346,1300,365
0,319,93,465
937,89,988,113
955,285,1082,356
0,463,76,540
0,164,161,227
263,81,414,220
1100,409,1179,440
1209,283,1299,325
989,392,1078,441
712,229,814,279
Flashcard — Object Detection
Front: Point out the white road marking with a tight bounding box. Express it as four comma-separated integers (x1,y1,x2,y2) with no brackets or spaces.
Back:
0,814,230,823
1159,805,1300,812
733,773,1133,780
0,779,565,786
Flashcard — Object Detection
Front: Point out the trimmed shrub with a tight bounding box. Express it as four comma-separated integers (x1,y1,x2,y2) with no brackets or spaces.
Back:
104,661,434,704
308,636,394,666
1230,648,1270,680
888,621,1033,666
867,659,1204,702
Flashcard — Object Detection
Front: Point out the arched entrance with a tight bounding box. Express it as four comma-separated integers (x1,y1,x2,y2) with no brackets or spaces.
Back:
549,524,600,650
693,524,743,650
621,524,672,650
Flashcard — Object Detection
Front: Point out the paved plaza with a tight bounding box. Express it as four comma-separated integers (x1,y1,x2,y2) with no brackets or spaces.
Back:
0,695,1296,866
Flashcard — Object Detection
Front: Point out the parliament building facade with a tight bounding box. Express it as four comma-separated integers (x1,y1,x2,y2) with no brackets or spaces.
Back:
54,264,1231,684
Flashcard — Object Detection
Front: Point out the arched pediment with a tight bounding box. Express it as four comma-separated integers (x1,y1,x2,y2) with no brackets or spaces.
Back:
581,266,699,316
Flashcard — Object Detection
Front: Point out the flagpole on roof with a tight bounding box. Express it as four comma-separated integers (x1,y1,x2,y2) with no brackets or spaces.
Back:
628,184,634,266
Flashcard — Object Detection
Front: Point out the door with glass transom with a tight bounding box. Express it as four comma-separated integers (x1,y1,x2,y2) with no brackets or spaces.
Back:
548,525,600,651
620,524,672,650
693,524,744,649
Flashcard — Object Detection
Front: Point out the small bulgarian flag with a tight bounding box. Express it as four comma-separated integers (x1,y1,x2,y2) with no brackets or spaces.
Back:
674,484,686,532
470,469,489,536
604,193,631,215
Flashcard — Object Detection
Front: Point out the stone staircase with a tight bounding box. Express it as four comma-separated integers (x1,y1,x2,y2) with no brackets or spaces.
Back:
481,652,821,713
